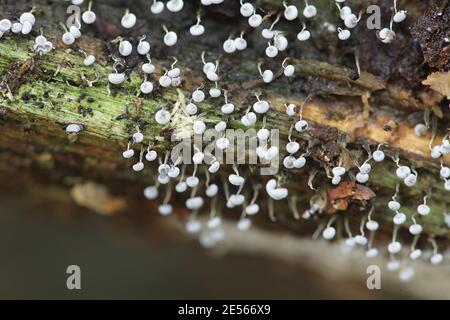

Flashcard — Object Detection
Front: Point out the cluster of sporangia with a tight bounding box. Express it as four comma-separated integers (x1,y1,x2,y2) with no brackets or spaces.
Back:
3,0,447,282
0,8,54,55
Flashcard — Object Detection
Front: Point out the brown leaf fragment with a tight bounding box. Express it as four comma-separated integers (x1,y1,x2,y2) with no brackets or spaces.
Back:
422,72,450,99
325,181,376,214
71,181,125,215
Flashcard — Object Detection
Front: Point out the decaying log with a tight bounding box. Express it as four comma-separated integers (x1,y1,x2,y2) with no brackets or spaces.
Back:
0,0,449,264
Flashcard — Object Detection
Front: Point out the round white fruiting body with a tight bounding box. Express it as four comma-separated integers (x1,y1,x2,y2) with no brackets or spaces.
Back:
297,30,310,41
206,184,219,197
151,1,165,14
62,32,75,45
215,121,227,132
155,109,171,124
366,248,379,258
393,212,406,225
388,241,402,254
121,12,137,29
240,3,254,17
220,103,234,114
286,142,300,154
186,176,200,188
132,131,144,143
430,253,443,265
66,124,83,134
175,182,187,193
144,186,158,199
168,68,180,78
355,235,367,246
69,26,81,38
168,166,180,178
284,5,298,21
366,220,379,231
417,204,430,216
284,65,295,77
190,24,205,36
295,120,308,132
293,156,306,168
404,173,417,187
142,63,155,74
338,28,351,40
248,13,262,28
237,218,251,231
145,150,157,161
192,89,205,102
246,204,260,215
262,70,273,83
108,73,126,85
21,21,32,35
399,267,415,282
431,146,442,158
275,36,288,51
253,100,270,114
164,31,178,46
265,44,278,58
0,19,12,33
409,224,422,235
283,156,295,169
159,75,172,87
140,81,154,94
396,166,411,179
223,39,236,53
356,172,369,184
119,40,132,56
440,166,450,178
393,10,407,23
331,175,341,185
186,219,201,233
229,174,245,186
234,37,247,50
186,103,198,115
303,5,317,18
373,150,385,162
387,260,400,271
159,204,173,216
210,88,221,98
132,161,144,172
322,227,336,240
410,249,422,260
208,161,220,173
207,216,221,228
122,149,134,159
193,120,206,135
332,166,346,176
137,40,150,55
167,0,184,13
82,10,96,24
20,12,36,26
388,200,401,211
84,55,96,66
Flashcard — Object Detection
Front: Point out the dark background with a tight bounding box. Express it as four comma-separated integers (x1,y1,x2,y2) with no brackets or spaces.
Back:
0,192,412,299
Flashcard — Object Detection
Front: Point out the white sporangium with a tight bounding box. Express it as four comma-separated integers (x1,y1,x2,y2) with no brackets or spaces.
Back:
82,1,96,24
162,24,177,46
121,9,137,29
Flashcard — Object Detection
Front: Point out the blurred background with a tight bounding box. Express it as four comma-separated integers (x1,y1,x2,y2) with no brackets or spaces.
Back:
0,189,417,299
